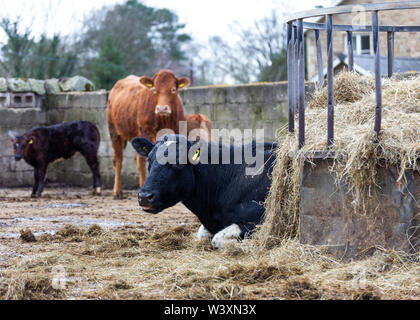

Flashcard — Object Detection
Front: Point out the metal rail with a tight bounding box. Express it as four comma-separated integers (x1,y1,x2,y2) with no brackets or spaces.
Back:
286,2,420,148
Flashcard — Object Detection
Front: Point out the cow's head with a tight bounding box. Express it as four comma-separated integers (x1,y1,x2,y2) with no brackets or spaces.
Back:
131,134,202,214
9,131,34,161
139,69,190,117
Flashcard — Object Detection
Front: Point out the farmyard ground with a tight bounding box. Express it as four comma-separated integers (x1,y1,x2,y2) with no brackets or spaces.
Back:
0,187,418,300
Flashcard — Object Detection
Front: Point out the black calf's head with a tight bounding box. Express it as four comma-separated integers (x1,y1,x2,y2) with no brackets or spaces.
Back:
9,131,35,161
131,134,202,214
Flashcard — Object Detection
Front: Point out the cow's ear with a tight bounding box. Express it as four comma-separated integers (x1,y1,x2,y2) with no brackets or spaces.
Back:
177,77,190,89
139,76,154,89
131,137,155,157
8,131,16,142
26,135,35,145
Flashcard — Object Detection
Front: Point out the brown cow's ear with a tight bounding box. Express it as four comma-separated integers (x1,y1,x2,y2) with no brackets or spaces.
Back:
139,76,154,89
177,77,190,89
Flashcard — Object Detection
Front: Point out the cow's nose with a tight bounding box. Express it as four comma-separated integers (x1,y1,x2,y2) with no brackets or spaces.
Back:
155,105,171,114
138,190,155,204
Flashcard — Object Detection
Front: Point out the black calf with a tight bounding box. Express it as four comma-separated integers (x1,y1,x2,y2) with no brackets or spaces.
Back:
9,121,101,197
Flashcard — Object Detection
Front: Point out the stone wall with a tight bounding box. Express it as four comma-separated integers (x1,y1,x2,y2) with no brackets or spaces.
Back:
0,82,297,189
0,107,47,187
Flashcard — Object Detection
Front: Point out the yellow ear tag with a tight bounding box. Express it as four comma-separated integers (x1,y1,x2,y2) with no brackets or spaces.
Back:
142,146,148,152
192,149,200,161
179,83,185,88
146,83,153,88
29,139,33,144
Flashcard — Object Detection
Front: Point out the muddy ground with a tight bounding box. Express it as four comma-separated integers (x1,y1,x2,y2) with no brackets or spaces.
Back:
0,187,419,300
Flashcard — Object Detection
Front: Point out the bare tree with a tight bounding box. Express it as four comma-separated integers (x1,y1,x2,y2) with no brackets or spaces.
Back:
193,5,290,85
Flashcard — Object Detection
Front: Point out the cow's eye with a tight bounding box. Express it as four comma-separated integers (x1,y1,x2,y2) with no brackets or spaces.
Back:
171,87,176,94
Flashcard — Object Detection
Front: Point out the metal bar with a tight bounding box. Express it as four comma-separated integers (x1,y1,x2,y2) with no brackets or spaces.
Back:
347,31,354,72
287,22,295,133
287,1,420,23
293,26,298,130
326,14,334,147
297,19,305,149
300,21,420,33
314,29,324,89
387,31,394,77
372,11,382,137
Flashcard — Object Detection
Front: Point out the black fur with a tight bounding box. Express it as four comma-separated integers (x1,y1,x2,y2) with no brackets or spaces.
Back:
132,134,276,238
10,121,101,197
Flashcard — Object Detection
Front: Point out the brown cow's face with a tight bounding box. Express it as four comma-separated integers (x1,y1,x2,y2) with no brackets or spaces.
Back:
140,70,190,117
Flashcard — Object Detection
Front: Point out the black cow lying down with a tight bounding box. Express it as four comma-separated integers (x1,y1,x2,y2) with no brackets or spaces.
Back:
9,121,101,198
132,134,276,248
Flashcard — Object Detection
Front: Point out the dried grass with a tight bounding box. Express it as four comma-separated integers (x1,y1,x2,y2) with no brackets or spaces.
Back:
258,71,420,247
308,71,375,108
20,228,36,243
0,223,419,300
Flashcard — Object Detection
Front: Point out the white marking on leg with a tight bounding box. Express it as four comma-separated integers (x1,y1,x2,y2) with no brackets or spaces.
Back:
211,224,241,248
196,224,212,240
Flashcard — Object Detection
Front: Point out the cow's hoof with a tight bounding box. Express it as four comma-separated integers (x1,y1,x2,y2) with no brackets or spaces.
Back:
92,187,102,196
211,224,241,248
196,224,212,240
113,191,124,200
31,193,41,198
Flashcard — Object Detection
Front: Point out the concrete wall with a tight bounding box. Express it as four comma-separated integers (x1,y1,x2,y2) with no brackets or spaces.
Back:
0,107,47,187
300,158,419,258
0,82,294,189
179,82,290,141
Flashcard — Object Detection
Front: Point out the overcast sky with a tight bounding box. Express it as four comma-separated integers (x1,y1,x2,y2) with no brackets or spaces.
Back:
0,0,332,44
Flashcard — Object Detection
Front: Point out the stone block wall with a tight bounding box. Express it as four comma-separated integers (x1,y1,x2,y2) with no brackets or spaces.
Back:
179,82,290,142
0,82,298,189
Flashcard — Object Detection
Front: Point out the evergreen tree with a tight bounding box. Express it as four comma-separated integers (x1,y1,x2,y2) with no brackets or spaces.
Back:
89,38,128,90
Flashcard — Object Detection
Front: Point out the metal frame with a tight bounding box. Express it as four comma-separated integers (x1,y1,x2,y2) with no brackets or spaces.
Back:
286,1,420,148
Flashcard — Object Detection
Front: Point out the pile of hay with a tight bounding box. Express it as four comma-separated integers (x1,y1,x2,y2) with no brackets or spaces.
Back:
257,71,420,247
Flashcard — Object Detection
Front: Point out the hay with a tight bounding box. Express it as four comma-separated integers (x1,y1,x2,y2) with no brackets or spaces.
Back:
56,224,82,238
1,219,419,299
20,228,36,243
257,71,420,246
308,71,375,108
86,224,103,236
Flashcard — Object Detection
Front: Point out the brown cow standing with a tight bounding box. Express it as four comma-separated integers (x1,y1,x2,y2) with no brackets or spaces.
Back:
107,70,190,199
186,113,213,142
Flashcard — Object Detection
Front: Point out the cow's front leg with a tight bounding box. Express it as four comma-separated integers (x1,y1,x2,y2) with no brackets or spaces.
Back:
196,224,213,240
32,165,47,198
136,154,147,188
111,135,125,199
31,167,40,197
211,224,242,248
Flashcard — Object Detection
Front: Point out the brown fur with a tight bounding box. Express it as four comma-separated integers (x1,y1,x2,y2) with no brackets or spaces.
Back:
107,70,189,198
107,70,214,198
186,113,213,142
